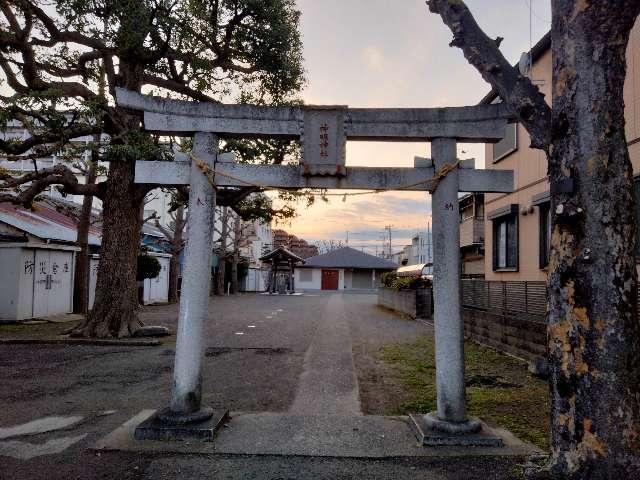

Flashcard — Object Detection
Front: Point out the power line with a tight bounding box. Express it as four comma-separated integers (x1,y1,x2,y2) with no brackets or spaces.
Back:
523,0,550,24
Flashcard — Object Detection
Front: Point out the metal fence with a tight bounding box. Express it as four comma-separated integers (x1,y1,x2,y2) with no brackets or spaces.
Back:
461,279,548,323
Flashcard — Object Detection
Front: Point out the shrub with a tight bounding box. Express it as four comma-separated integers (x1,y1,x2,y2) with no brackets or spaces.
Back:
137,254,161,281
380,272,432,291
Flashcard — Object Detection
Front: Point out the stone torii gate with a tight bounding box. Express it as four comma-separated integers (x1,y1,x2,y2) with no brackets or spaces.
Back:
117,88,514,445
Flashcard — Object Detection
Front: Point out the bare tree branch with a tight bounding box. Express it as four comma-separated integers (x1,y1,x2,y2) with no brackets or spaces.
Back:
0,123,102,155
0,163,104,205
427,0,551,149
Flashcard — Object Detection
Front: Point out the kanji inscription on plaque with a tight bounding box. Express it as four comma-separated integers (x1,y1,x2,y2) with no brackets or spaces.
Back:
302,106,347,176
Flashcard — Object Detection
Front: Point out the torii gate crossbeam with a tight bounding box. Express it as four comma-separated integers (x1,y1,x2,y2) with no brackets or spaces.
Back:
121,89,514,447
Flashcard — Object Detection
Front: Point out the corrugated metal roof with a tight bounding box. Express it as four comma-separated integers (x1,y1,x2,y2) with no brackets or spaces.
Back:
0,201,101,245
298,247,398,270
396,263,434,277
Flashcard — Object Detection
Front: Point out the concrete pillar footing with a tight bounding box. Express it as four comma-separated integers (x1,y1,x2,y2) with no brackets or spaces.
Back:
156,407,214,426
134,408,229,442
423,412,481,434
408,413,504,447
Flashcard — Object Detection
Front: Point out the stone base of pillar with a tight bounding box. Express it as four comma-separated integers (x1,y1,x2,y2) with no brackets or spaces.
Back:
134,408,229,442
409,413,504,447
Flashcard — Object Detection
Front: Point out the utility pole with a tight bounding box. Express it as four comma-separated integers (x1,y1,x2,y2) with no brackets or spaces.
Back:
385,225,393,258
346,231,349,245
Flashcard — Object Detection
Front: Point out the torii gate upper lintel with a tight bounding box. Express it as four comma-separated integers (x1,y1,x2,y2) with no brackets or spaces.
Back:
120,88,515,446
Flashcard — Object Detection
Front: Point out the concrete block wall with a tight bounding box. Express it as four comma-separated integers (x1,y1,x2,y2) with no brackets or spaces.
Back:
377,287,433,319
462,308,546,361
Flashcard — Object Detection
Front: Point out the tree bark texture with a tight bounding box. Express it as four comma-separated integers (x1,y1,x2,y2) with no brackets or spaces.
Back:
231,213,241,294
545,2,640,477
168,205,185,303
73,154,98,315
73,160,145,337
427,1,640,477
216,207,229,296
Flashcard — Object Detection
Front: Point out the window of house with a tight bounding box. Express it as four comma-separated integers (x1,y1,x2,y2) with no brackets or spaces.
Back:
299,269,313,282
488,204,519,271
539,202,551,269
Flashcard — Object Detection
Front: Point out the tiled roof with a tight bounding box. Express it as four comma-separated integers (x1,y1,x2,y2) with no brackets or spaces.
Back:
298,247,398,270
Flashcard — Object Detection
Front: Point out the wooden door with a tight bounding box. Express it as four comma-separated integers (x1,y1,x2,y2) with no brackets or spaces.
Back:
321,269,339,290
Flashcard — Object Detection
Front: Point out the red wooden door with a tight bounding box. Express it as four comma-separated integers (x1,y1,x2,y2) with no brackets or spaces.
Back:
321,270,339,290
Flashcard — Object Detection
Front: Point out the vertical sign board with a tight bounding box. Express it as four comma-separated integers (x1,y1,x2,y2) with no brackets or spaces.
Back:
302,107,347,176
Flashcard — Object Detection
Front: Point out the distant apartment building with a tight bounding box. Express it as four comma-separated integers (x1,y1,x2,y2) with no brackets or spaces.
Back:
272,229,319,259
481,21,640,281
391,245,412,265
410,231,433,265
238,219,273,268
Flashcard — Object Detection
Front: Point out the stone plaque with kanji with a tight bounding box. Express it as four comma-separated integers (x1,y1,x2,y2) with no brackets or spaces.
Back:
301,106,347,176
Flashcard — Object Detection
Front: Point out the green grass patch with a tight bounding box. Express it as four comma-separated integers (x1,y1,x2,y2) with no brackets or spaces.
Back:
381,335,550,450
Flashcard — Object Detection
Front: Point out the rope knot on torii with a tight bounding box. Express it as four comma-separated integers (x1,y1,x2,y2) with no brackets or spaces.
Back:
116,87,515,445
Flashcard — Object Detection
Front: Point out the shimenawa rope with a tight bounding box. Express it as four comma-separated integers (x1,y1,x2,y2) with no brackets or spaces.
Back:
189,152,459,199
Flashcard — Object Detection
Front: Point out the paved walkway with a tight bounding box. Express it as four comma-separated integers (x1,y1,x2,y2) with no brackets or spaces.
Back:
290,294,361,415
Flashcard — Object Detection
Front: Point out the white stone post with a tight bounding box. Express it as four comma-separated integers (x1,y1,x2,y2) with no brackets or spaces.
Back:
167,132,217,420
427,138,479,433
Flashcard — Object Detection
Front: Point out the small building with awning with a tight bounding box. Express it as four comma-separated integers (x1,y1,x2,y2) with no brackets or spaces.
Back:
295,246,398,291
396,263,434,278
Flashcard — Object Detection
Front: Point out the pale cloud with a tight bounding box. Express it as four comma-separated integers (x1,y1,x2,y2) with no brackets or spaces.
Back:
289,0,551,246
362,46,385,72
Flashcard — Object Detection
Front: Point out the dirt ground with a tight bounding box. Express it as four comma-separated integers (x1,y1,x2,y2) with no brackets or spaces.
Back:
0,293,541,479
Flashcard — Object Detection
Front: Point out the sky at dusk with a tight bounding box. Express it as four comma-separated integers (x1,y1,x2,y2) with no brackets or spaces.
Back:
276,0,551,253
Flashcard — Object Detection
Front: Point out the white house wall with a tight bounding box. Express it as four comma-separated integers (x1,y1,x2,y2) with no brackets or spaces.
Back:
17,249,35,319
143,255,171,304
295,268,322,290
0,247,22,321
0,244,76,322
89,252,170,307
295,268,346,290
243,267,269,292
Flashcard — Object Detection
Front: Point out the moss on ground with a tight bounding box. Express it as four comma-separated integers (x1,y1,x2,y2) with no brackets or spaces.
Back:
381,335,550,450
0,321,71,339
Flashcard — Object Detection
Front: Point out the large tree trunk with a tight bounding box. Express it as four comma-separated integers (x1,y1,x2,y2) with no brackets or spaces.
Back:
72,161,144,337
545,2,640,477
73,150,98,315
216,206,229,295
168,205,185,303
231,213,241,294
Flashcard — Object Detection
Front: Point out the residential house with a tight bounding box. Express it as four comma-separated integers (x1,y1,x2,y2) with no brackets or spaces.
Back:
459,193,485,277
481,21,640,281
295,246,397,291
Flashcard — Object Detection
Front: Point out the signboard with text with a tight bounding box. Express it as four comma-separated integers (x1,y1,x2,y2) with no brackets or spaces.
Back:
301,106,347,176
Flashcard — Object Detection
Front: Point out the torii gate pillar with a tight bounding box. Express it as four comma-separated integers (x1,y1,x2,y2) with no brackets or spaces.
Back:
409,138,499,446
428,138,479,429
135,132,229,441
